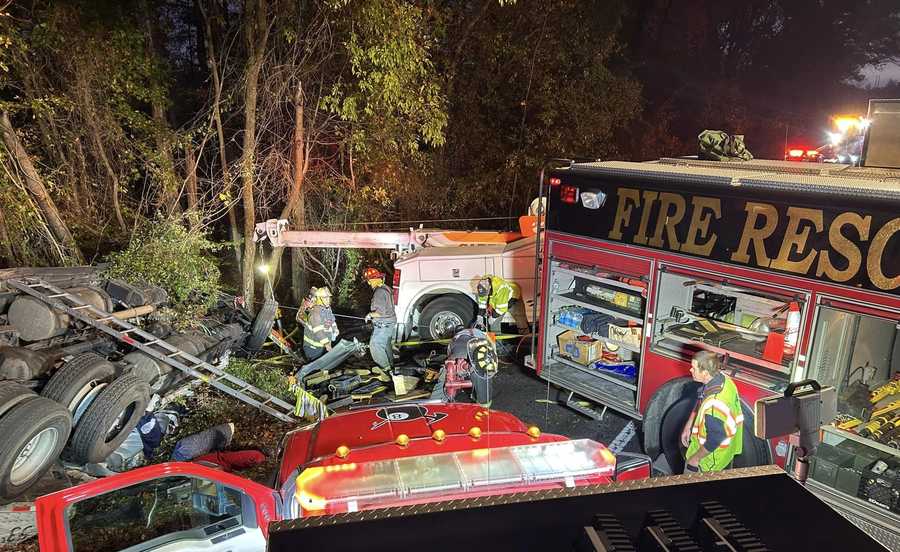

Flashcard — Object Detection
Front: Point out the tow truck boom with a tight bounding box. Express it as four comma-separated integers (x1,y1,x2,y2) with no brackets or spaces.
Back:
254,218,528,254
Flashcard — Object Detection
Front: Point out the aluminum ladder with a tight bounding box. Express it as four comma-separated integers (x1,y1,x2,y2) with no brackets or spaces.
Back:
6,277,298,423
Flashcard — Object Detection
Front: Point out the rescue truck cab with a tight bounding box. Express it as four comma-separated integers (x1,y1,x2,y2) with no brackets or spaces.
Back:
35,403,649,552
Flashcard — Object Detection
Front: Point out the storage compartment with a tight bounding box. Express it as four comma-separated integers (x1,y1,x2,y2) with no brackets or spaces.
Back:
650,266,803,381
810,426,900,524
799,304,900,536
540,256,648,418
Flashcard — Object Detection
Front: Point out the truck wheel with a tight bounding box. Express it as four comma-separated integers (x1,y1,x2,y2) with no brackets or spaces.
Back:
0,381,37,420
732,402,772,468
419,296,475,340
642,377,700,462
41,352,116,414
246,300,277,350
67,374,150,464
0,397,71,498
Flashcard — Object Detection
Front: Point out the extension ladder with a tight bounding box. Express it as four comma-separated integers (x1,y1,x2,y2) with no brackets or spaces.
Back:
6,278,297,423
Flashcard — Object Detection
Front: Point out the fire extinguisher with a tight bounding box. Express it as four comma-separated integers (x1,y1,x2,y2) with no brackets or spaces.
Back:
783,301,801,356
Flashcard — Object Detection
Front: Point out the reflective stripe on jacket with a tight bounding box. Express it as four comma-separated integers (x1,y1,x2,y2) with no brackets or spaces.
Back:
685,373,744,472
476,275,521,315
303,305,336,348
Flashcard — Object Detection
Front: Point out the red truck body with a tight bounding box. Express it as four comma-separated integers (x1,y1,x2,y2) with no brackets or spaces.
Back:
35,403,647,551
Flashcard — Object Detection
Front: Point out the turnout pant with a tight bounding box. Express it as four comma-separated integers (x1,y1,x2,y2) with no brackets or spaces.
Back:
303,344,325,362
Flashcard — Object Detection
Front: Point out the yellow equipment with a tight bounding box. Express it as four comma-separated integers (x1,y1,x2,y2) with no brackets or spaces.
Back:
871,399,900,418
870,379,900,404
835,416,863,431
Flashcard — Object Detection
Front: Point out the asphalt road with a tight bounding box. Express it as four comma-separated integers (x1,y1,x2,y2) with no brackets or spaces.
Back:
342,322,642,453
489,361,643,453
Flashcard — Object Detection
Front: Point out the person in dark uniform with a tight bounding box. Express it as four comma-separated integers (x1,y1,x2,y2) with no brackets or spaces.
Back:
363,267,396,371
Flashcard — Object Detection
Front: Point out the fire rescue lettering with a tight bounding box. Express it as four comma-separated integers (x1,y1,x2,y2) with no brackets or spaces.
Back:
608,187,900,291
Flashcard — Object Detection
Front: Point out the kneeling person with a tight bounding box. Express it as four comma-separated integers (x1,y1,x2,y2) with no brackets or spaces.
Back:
475,275,528,334
430,328,498,407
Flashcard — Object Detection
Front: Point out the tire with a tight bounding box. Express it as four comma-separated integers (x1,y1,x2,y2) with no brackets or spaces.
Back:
0,381,37,420
41,353,116,414
246,300,277,350
658,393,696,474
419,296,476,340
732,402,772,468
0,396,72,499
642,377,701,461
67,374,150,464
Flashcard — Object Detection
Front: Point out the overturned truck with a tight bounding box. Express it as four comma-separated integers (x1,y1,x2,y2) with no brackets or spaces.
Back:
0,266,280,501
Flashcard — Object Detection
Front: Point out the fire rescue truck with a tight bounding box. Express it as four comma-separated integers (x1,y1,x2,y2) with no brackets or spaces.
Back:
254,205,542,341
33,402,651,551
536,141,900,547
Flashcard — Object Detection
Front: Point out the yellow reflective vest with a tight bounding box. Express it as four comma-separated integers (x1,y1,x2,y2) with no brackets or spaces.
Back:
476,276,521,316
685,373,744,472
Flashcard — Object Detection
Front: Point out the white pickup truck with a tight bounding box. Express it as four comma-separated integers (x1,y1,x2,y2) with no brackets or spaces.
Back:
254,212,541,340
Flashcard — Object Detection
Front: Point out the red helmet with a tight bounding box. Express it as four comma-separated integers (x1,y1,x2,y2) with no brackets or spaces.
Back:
363,267,384,281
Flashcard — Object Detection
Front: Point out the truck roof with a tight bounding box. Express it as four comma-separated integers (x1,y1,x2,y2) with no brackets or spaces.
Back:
566,158,900,200
278,402,559,484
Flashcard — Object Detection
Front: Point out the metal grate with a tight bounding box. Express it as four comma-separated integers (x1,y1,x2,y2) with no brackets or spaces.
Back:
834,507,900,552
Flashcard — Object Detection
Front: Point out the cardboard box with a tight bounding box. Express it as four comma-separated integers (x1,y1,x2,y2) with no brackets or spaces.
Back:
558,330,603,365
608,324,642,348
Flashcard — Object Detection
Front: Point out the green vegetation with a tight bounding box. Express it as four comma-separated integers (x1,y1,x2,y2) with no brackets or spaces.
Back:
104,218,221,325
223,358,293,403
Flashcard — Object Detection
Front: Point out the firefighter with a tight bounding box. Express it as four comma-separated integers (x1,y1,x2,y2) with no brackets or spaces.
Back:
429,328,497,407
295,287,317,328
301,287,338,361
681,350,744,473
474,275,529,334
363,267,396,371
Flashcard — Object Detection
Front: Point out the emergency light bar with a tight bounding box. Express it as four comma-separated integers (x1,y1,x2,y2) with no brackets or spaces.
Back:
294,439,616,516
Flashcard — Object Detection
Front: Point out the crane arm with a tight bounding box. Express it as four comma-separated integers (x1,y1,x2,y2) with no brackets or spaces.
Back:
254,219,418,251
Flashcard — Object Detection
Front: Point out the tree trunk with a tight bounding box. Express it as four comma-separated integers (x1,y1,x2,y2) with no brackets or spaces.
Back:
268,82,308,277
0,111,84,263
75,71,126,232
142,0,180,215
151,102,180,214
73,137,92,215
289,193,307,304
185,143,200,229
198,0,242,267
0,202,14,266
239,0,270,310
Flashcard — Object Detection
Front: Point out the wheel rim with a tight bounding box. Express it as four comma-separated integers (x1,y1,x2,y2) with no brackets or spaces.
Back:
11,427,59,485
430,311,464,339
105,402,137,443
73,383,107,426
68,379,105,413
